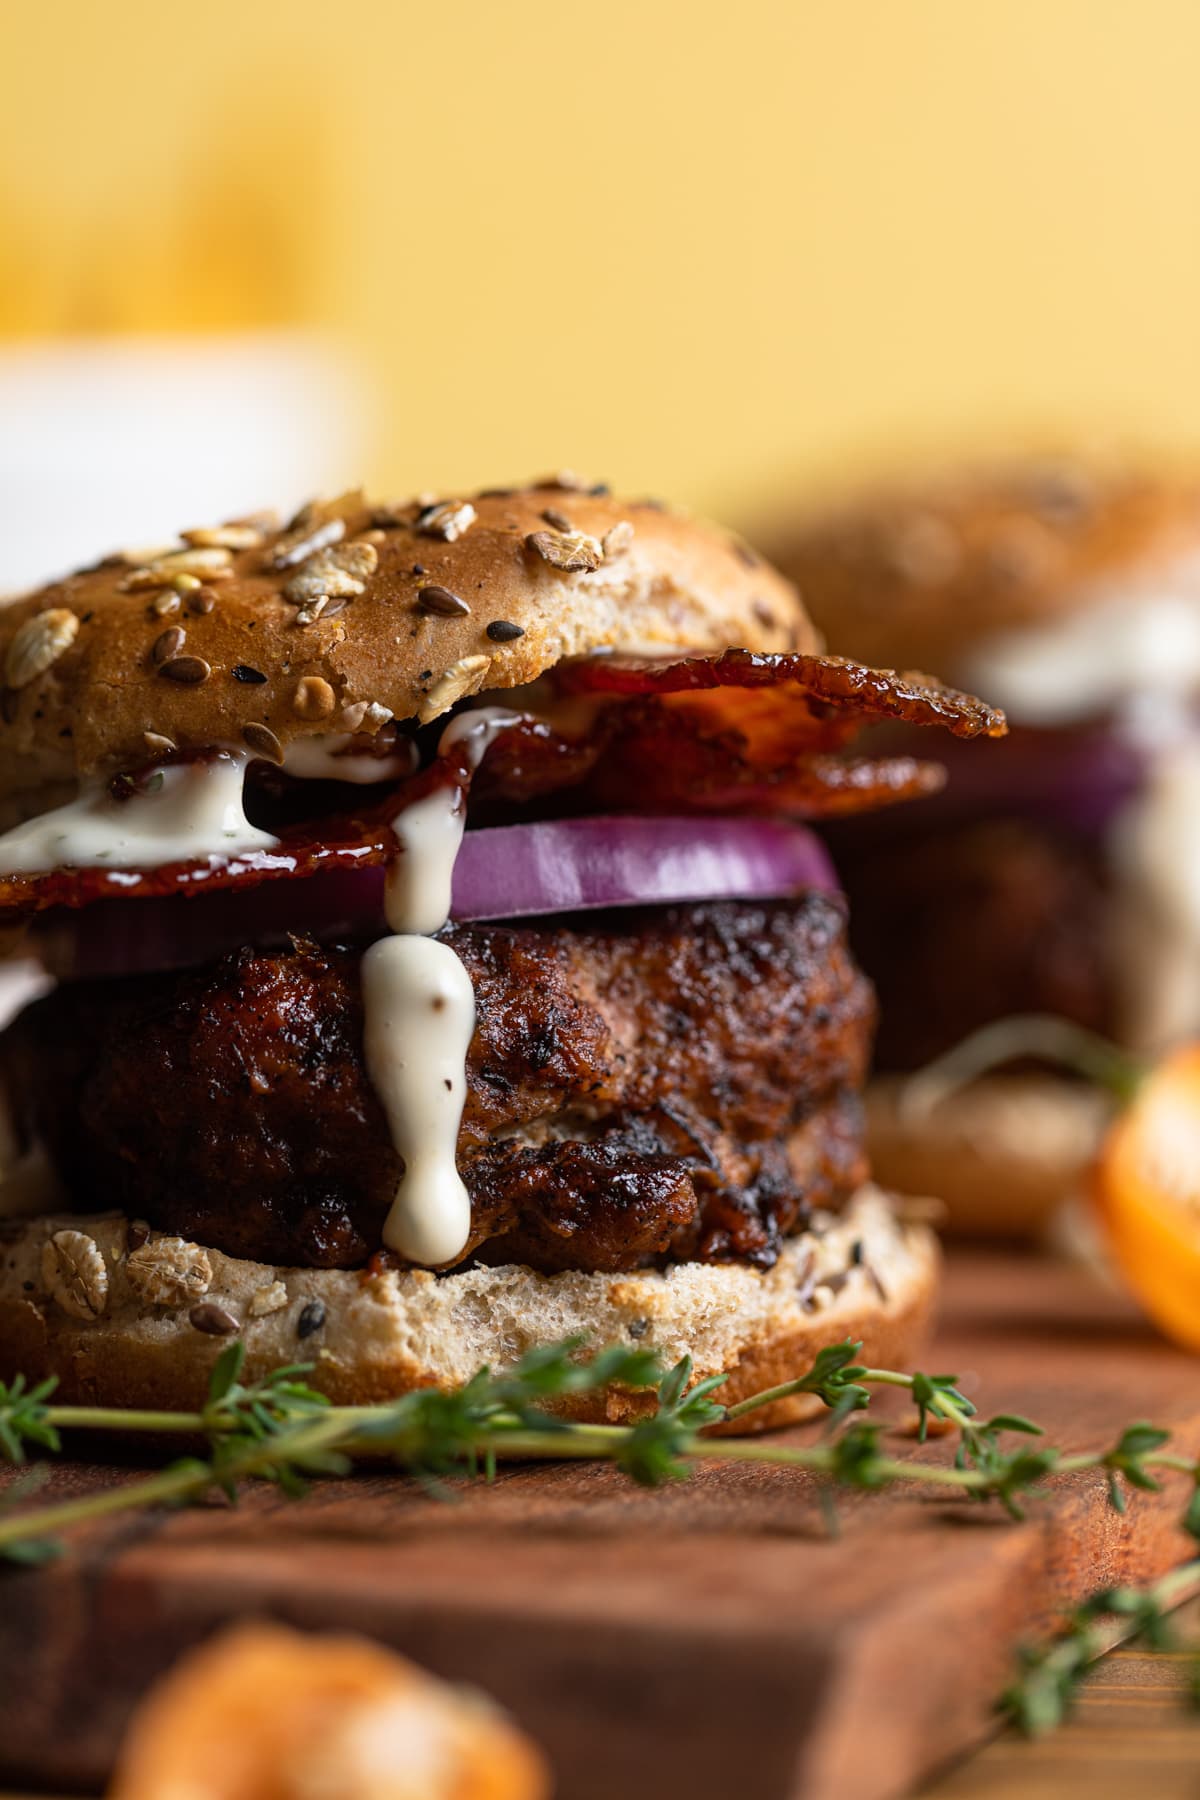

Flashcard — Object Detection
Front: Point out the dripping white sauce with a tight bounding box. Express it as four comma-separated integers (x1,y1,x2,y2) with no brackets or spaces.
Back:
282,733,418,786
0,731,422,882
360,937,476,1264
361,708,524,1266
0,753,277,875
384,789,466,935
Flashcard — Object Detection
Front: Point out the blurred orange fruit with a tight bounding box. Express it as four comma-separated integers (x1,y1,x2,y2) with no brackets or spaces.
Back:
1094,1044,1200,1352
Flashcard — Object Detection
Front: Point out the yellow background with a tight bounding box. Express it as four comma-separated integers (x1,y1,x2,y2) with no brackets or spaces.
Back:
4,0,1200,530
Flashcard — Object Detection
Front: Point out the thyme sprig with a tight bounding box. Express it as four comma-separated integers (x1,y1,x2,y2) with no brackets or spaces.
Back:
1001,1555,1200,1734
2,1339,1199,1728
0,1341,1193,1532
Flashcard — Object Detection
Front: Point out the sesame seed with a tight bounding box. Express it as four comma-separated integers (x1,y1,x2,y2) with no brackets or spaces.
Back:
486,619,524,642
417,585,471,617
143,731,176,755
541,507,572,531
233,664,268,684
242,722,284,764
187,586,217,615
158,655,211,685
411,563,427,576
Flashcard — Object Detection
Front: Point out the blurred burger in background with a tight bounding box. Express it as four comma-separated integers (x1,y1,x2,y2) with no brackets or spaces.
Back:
774,457,1200,1236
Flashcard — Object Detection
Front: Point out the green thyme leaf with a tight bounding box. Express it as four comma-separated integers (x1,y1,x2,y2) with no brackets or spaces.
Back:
0,1375,61,1466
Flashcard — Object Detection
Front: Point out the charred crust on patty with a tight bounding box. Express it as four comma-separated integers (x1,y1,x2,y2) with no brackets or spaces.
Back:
1,898,871,1276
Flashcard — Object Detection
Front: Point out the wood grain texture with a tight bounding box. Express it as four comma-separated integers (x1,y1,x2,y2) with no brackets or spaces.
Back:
920,1591,1200,1798
0,1251,1198,1800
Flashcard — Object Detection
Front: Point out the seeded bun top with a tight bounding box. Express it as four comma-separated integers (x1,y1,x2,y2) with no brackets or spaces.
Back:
0,479,811,811
774,458,1200,676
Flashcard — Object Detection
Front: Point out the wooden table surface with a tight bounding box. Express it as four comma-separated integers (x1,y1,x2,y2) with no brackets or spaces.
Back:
5,1612,1198,1800
4,1249,1199,1797
920,1591,1200,1797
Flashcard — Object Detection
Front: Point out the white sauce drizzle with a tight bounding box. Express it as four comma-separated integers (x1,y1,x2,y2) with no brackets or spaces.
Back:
361,708,524,1265
0,753,277,875
0,730,421,883
282,733,418,786
384,789,467,936
359,937,476,1264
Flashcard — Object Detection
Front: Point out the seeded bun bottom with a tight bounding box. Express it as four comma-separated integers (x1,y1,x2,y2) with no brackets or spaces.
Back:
0,1187,937,1432
865,1074,1112,1240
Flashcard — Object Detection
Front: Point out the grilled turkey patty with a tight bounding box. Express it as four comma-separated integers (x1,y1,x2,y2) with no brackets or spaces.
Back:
1,895,873,1274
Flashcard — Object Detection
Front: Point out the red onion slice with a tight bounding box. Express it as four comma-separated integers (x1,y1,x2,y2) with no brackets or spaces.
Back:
451,815,838,919
835,721,1150,844
37,815,840,981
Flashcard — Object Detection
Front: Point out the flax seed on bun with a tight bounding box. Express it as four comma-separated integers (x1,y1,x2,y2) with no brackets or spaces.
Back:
0,481,810,819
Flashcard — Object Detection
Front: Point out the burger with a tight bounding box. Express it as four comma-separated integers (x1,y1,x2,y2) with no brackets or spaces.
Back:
0,481,1002,1423
775,456,1200,1234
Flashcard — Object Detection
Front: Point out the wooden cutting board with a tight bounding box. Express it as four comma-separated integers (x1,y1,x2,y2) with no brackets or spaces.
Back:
1,1249,1198,1800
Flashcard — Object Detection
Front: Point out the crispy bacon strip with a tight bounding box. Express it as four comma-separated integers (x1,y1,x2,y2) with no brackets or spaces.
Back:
551,648,1007,740
0,652,1003,920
